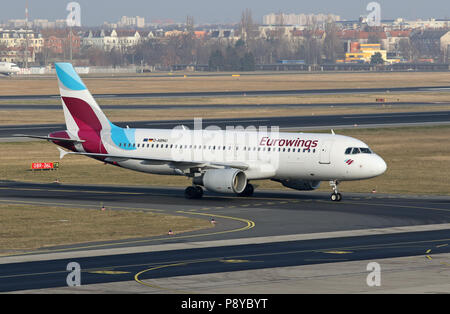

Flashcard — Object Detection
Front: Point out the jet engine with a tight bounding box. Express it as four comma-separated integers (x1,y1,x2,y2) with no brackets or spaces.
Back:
274,179,321,191
194,168,247,194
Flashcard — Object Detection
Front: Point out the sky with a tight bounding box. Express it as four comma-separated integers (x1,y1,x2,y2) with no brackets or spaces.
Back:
2,0,449,25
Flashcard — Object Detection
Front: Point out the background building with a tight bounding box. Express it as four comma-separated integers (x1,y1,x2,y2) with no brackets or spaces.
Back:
117,16,145,28
263,13,340,26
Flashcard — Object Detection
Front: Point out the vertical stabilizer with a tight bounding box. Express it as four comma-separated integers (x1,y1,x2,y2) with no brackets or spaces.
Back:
55,63,111,153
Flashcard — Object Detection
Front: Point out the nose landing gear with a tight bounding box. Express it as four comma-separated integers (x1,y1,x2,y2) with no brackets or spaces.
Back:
329,180,342,202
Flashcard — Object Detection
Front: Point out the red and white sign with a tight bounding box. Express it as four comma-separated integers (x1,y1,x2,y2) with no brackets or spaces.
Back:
31,162,56,170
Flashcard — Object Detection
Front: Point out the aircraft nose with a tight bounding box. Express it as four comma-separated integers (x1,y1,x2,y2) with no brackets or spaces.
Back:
375,156,387,176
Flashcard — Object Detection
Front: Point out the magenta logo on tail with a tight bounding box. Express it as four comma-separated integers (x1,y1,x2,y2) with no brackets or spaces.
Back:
62,96,107,154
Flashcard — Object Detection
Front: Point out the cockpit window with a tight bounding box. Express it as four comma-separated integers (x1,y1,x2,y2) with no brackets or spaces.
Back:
360,147,372,154
351,147,360,154
345,147,373,155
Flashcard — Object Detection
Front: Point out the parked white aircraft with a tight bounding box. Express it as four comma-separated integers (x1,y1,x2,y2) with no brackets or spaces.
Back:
19,63,387,201
0,62,20,76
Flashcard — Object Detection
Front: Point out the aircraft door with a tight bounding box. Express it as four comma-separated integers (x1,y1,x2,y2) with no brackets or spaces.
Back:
319,141,333,164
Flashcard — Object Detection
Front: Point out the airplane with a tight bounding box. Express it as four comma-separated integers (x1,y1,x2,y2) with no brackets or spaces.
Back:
0,62,20,76
17,63,387,201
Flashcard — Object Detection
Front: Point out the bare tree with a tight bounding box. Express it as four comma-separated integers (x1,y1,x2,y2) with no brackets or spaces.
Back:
186,15,195,34
398,38,414,61
323,19,342,63
303,16,322,65
240,8,257,44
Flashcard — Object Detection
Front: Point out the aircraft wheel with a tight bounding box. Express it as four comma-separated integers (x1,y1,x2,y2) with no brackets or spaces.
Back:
185,186,203,199
331,193,342,202
238,183,254,197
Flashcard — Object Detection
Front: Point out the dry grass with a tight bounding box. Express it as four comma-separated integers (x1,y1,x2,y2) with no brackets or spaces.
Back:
1,125,449,195
0,140,190,186
1,92,449,107
0,203,212,253
0,72,449,96
1,104,449,126
0,72,448,126
98,92,450,106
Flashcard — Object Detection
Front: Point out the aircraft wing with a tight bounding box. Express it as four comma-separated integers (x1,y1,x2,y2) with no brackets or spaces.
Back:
14,134,86,143
57,147,249,171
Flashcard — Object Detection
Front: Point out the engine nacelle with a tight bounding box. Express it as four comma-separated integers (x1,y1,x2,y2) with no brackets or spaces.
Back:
276,179,321,191
194,169,247,194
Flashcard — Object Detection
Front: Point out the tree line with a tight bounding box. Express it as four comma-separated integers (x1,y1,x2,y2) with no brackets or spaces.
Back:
23,10,448,69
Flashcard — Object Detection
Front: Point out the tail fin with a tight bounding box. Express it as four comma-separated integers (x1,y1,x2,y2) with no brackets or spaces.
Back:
55,63,111,133
55,63,111,154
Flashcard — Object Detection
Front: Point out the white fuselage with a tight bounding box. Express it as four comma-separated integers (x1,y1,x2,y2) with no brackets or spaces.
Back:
96,128,387,182
0,62,20,75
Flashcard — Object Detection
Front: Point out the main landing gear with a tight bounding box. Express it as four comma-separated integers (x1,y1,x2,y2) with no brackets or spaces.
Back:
329,180,342,202
238,183,254,197
184,185,203,199
184,183,255,199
